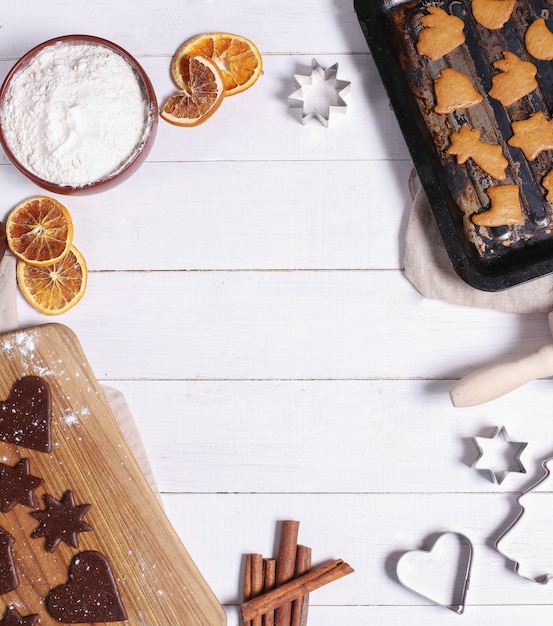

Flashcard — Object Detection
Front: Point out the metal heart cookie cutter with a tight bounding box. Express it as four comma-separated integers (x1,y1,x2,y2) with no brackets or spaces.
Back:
396,532,473,614
288,58,350,126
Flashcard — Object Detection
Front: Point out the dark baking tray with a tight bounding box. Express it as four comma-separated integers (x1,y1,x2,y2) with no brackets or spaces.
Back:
355,0,553,291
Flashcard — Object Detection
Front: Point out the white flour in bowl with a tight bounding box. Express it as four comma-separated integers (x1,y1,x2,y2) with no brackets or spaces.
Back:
1,41,151,187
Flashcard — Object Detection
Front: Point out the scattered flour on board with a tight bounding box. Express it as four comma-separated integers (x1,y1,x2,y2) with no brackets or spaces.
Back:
63,405,91,426
1,331,59,377
1,41,152,187
1,331,36,356
64,412,79,426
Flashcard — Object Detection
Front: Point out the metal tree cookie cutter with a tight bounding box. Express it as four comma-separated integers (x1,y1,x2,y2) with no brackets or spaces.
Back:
471,426,527,484
396,531,473,614
495,456,553,583
288,58,350,126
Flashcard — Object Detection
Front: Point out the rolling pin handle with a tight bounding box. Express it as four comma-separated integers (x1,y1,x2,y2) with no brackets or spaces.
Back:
450,343,553,407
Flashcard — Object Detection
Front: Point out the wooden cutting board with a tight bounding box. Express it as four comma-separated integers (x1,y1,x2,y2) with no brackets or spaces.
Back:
0,323,226,626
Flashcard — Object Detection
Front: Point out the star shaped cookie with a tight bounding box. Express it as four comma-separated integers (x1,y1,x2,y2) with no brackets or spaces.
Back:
508,111,553,160
0,459,43,513
31,490,92,552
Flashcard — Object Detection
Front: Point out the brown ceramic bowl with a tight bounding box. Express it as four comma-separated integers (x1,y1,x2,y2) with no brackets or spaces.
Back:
0,35,158,195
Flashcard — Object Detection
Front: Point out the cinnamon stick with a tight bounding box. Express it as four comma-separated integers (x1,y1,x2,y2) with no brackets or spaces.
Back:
251,554,264,626
243,554,253,626
274,520,300,626
263,558,276,626
241,559,354,623
290,545,311,626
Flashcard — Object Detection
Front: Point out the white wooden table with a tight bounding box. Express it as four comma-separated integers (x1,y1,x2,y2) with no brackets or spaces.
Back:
3,1,553,624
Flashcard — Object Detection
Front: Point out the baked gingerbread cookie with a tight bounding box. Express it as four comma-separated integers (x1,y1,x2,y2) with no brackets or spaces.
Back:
446,125,508,180
488,51,538,106
472,184,523,227
542,169,553,202
471,0,516,30
508,111,553,160
525,17,553,61
416,6,466,60
434,68,483,114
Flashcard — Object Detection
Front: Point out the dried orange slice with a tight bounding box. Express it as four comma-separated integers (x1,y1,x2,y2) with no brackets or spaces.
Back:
17,246,87,315
6,196,73,267
161,55,225,127
172,32,262,96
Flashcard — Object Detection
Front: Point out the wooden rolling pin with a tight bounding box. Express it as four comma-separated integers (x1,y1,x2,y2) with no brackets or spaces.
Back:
450,312,553,407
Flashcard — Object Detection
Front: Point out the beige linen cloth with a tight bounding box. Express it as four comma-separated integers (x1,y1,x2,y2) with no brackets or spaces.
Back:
0,254,160,499
404,176,553,314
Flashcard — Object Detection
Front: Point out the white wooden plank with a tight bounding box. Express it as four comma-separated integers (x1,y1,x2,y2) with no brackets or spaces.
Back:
161,492,553,608
0,0,370,58
0,160,412,271
112,378,553,496
15,271,552,380
225,606,553,626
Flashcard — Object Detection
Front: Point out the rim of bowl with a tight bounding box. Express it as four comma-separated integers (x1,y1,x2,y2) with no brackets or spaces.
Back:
0,34,159,195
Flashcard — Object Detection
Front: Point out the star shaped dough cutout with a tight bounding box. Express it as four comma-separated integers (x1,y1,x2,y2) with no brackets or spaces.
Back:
472,426,527,484
0,458,43,513
31,490,93,552
0,606,38,626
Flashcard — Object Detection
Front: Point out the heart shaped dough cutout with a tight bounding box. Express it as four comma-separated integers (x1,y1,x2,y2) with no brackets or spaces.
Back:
46,550,127,623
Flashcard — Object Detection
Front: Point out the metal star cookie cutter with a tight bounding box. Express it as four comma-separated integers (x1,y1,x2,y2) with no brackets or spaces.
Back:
288,58,350,126
471,426,527,484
